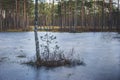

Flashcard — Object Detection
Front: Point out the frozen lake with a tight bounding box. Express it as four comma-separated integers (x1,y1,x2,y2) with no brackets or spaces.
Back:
0,32,120,80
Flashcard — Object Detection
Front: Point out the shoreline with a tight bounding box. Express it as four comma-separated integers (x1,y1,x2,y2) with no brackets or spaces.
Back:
0,26,120,33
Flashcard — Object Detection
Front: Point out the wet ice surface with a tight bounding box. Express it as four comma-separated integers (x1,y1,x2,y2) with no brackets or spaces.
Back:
0,32,120,80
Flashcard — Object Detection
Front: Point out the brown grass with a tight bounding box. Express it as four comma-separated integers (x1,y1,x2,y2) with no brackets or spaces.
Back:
23,49,84,67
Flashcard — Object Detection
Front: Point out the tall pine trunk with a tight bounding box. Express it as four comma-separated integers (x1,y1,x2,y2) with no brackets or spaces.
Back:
23,0,26,30
34,0,40,62
74,0,77,32
117,0,120,31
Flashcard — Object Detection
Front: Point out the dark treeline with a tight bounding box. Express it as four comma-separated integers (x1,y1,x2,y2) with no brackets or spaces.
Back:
38,0,120,32
0,0,33,31
0,0,120,32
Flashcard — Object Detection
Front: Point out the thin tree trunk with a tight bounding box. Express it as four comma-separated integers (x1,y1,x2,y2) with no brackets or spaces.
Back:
68,1,70,31
59,0,62,31
69,0,72,32
117,0,120,31
0,9,2,31
51,0,54,29
23,0,27,31
16,0,18,29
64,1,66,30
109,0,113,31
34,0,40,61
74,0,77,32
63,0,65,31
81,1,85,30
93,0,96,31
102,0,105,31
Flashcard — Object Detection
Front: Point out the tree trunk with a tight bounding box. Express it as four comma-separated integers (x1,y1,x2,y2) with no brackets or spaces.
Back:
23,0,27,31
117,0,120,31
34,0,40,61
0,9,2,31
81,1,85,30
16,0,18,29
74,0,77,32
101,0,105,31
109,0,113,30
